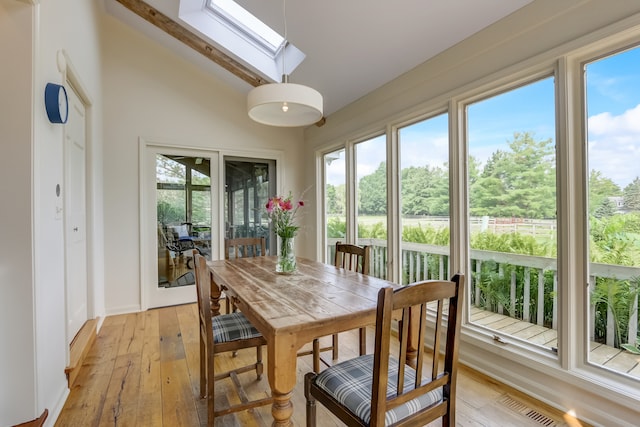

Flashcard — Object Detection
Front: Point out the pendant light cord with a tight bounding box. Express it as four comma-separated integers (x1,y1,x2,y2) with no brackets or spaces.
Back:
282,0,287,82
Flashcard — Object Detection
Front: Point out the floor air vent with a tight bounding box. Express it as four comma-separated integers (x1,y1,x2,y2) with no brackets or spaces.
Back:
498,394,558,426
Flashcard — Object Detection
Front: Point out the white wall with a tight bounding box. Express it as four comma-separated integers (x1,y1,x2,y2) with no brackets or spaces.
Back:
304,0,640,425
0,1,36,424
101,15,308,314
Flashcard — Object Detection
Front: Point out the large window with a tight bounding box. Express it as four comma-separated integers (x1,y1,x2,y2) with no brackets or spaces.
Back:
399,114,450,285
356,135,387,278
324,148,346,262
585,45,640,377
466,77,558,350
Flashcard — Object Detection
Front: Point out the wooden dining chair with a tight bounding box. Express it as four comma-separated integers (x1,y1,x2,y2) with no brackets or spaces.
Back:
308,242,371,372
304,274,464,427
223,236,266,313
194,253,272,426
224,236,267,260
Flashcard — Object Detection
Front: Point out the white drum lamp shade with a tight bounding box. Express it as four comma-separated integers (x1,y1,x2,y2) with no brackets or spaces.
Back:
247,82,323,127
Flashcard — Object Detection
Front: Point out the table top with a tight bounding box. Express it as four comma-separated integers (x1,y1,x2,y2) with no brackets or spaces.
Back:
208,256,399,348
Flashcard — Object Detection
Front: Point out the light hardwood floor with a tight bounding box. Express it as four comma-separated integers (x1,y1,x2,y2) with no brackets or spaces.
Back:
55,303,589,427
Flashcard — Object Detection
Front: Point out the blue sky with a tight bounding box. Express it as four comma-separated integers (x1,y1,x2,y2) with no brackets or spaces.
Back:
585,46,640,189
327,45,640,189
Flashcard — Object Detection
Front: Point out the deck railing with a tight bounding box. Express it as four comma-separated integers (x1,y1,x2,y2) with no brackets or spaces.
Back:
328,238,639,349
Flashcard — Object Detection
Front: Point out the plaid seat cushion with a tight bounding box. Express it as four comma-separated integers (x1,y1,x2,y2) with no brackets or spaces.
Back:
212,312,262,343
314,354,443,425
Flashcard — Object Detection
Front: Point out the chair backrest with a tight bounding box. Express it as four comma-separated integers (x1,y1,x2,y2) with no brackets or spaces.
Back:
194,254,214,344
225,236,266,259
334,241,371,274
369,274,464,426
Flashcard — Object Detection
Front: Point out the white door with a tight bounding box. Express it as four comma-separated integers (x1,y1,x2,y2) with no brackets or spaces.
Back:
65,83,88,343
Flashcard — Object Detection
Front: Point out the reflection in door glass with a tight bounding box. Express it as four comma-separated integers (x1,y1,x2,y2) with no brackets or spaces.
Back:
156,154,211,288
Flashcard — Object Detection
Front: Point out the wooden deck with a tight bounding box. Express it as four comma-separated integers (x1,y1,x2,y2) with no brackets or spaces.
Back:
470,306,640,379
54,303,589,427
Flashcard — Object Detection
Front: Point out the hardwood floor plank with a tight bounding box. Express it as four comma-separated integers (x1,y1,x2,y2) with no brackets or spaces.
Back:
159,306,200,426
175,302,201,397
135,309,163,427
97,352,142,427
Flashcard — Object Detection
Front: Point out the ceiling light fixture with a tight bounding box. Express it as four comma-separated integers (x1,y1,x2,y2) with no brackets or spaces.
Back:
247,0,323,127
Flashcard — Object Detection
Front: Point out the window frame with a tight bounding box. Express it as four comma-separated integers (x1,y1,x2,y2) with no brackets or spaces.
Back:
458,69,561,358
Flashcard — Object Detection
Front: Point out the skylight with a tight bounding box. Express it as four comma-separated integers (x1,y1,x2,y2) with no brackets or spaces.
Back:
178,0,305,83
207,0,284,56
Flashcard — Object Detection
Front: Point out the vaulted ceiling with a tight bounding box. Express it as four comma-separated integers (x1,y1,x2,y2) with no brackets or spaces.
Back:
105,0,534,118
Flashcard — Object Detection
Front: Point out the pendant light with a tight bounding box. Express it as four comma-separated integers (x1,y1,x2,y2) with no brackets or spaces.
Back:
247,0,323,127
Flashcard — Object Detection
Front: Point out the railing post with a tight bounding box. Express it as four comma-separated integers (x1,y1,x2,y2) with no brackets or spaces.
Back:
423,253,429,280
523,268,530,322
552,272,558,330
628,292,638,346
439,256,444,280
498,265,504,314
475,260,481,306
537,270,545,326
589,275,596,341
607,282,615,347
409,251,415,283
510,271,517,318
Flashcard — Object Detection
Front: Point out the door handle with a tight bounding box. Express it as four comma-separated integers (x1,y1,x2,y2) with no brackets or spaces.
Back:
73,227,78,232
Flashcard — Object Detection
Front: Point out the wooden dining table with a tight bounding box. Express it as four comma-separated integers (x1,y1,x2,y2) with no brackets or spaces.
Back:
207,256,413,427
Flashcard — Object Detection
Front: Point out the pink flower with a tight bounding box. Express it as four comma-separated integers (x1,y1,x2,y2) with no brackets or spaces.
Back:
264,192,305,238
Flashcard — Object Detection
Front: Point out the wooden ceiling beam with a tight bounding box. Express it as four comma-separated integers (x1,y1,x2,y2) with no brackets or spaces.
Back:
114,0,325,126
114,0,267,88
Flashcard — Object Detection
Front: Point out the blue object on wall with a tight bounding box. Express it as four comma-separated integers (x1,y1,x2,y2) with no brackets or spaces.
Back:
45,82,69,124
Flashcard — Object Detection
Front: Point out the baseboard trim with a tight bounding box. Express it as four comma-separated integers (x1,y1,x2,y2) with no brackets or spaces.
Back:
65,319,97,388
12,409,48,427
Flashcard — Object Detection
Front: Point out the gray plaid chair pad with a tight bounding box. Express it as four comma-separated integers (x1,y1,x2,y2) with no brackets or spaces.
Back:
212,312,262,343
314,354,443,425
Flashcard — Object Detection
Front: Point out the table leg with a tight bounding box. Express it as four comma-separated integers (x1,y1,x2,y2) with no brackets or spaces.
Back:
209,272,222,316
406,306,420,368
268,335,297,426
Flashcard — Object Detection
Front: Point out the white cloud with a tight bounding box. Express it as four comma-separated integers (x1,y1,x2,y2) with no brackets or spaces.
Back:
588,104,640,188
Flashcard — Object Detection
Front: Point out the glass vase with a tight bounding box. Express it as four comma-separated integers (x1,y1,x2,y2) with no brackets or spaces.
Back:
276,235,297,273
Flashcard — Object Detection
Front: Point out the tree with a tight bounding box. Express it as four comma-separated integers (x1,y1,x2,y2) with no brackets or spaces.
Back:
470,132,556,219
623,177,640,211
358,162,387,215
589,170,621,215
594,198,615,218
401,165,449,216
326,184,338,214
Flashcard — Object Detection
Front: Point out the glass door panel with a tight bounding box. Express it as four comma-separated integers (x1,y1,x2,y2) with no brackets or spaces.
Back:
157,154,211,288
224,158,274,252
